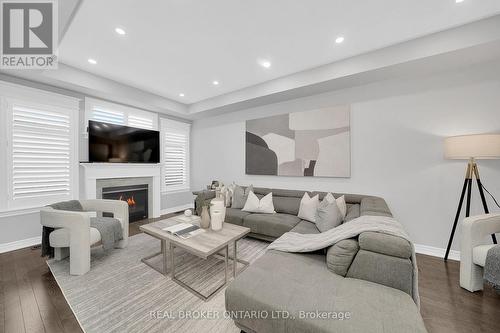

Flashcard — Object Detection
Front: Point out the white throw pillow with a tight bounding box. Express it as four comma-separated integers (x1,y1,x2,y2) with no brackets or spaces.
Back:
297,192,320,222
324,192,335,204
242,191,276,214
324,193,347,220
336,195,347,219
227,182,236,207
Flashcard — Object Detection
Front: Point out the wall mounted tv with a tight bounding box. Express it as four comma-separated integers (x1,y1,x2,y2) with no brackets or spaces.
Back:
88,120,160,163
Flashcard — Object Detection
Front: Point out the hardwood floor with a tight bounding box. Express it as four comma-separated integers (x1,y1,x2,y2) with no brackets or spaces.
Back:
418,254,500,333
1,220,499,333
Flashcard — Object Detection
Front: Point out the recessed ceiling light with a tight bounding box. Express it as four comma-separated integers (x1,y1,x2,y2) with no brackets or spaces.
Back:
115,27,126,35
212,80,219,86
455,0,464,3
88,58,97,64
258,59,272,68
179,93,185,97
335,36,345,44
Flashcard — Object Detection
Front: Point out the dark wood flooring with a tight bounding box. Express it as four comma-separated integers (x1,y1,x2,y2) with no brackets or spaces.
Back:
1,217,499,333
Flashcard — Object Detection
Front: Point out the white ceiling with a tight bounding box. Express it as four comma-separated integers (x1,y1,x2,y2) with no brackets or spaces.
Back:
55,0,500,105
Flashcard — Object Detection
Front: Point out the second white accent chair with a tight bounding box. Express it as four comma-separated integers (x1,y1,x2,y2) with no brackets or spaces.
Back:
460,213,500,292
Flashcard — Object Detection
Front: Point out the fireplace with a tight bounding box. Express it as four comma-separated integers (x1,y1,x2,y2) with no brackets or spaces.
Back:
102,184,149,222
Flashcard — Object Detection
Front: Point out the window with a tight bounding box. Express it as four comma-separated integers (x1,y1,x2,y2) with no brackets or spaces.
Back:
0,81,79,210
86,98,157,130
161,119,190,192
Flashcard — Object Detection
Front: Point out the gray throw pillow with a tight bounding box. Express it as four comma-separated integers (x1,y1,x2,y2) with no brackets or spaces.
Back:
314,198,343,232
231,185,253,209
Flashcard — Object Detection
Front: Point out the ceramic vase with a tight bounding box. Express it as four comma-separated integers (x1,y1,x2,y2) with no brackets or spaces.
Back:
200,206,210,229
211,210,223,231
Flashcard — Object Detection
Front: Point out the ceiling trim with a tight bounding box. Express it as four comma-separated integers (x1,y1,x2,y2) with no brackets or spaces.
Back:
1,63,188,116
59,0,83,43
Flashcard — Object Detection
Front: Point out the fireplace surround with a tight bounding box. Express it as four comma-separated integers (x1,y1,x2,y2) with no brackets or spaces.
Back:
80,163,162,219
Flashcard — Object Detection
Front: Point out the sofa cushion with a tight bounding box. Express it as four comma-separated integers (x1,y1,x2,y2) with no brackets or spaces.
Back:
347,250,414,297
272,196,301,215
226,250,427,333
49,227,101,247
290,220,319,234
243,213,301,238
268,188,306,198
345,203,360,221
360,197,392,217
326,239,359,276
359,232,412,259
225,208,252,226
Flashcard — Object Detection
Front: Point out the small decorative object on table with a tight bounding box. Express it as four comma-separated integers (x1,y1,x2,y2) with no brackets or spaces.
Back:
200,206,210,229
211,210,223,231
184,209,192,217
210,198,226,222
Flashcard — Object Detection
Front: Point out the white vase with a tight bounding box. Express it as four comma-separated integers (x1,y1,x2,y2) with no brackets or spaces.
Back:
211,210,223,231
210,198,226,222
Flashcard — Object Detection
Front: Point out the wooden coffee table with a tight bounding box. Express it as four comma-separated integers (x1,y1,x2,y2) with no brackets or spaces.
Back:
140,215,251,301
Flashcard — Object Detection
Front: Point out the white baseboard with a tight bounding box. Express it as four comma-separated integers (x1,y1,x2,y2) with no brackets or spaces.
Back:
414,243,460,261
161,204,194,216
0,236,41,254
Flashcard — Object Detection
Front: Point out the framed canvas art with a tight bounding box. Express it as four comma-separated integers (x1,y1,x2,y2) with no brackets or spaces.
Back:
245,105,350,177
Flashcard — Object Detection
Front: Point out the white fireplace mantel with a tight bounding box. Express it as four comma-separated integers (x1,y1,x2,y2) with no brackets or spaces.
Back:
80,163,162,218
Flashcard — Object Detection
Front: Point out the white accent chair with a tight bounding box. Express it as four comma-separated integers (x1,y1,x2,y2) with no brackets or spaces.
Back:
40,199,129,275
460,213,500,292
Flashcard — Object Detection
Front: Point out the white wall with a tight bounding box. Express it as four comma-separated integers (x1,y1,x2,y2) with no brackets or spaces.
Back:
191,64,500,251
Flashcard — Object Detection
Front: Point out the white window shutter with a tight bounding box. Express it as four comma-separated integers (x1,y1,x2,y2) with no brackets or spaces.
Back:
86,98,158,130
89,107,125,125
128,114,154,130
10,105,73,204
161,119,190,192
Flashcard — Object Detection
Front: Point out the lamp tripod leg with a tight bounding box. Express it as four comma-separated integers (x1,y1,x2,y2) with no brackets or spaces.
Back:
444,178,469,261
474,164,498,244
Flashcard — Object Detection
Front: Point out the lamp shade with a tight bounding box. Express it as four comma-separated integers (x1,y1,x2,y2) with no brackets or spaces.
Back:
444,134,500,160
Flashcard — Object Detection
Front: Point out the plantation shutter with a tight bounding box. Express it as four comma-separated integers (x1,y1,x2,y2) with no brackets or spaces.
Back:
86,98,158,130
128,114,154,130
162,119,190,191
11,104,73,204
89,107,125,125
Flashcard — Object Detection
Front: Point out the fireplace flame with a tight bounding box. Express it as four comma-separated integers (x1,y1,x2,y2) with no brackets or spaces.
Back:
118,195,136,207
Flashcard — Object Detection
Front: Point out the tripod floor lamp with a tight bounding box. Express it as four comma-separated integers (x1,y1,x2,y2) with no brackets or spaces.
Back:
444,134,500,261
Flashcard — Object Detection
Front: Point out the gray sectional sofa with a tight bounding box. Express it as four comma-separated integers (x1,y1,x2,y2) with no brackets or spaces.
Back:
194,187,427,333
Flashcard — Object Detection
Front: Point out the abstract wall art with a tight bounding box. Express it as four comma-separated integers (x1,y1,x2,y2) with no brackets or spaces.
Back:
245,105,350,177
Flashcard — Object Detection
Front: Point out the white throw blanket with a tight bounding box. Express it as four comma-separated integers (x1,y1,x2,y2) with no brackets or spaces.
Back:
267,215,420,307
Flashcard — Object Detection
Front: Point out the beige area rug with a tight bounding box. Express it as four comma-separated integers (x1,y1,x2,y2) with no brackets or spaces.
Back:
47,233,269,333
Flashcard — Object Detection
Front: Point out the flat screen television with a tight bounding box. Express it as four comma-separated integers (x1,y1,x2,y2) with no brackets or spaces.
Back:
88,120,160,163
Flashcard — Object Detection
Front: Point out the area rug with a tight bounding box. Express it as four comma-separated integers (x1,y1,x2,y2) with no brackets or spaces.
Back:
47,233,269,333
